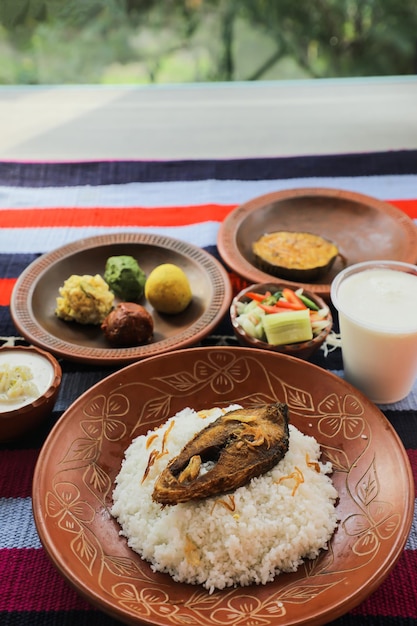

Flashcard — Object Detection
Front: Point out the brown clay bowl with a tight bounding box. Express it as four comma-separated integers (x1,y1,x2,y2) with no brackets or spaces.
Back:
217,187,417,298
0,345,62,441
231,282,332,360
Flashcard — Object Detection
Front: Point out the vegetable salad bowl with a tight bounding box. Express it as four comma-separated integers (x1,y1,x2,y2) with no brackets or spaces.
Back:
230,282,333,360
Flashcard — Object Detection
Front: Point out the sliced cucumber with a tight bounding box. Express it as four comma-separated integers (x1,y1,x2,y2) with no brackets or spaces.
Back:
262,309,313,346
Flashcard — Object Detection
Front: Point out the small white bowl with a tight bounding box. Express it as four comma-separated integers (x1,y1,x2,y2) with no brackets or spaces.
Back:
0,345,62,441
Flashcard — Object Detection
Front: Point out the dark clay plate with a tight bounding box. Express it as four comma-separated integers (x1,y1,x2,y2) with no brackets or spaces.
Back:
11,233,232,365
217,187,417,297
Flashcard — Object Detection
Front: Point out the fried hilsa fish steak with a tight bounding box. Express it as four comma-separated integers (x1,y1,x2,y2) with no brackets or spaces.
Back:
152,402,289,505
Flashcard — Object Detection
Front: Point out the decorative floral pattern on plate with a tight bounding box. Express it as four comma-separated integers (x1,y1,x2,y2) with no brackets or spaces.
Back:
33,347,414,626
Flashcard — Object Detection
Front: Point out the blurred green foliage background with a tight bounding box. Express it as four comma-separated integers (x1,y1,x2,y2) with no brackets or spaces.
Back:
0,0,416,84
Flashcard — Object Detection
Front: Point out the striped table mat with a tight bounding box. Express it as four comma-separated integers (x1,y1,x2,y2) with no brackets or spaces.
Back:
1,150,417,626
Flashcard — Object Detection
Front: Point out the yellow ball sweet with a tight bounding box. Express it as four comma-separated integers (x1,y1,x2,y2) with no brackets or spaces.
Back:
145,264,192,314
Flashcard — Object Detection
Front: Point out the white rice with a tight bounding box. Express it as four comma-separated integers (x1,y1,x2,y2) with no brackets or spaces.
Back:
111,405,338,593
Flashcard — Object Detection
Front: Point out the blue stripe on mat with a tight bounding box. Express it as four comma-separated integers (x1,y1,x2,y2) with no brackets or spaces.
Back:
1,150,417,186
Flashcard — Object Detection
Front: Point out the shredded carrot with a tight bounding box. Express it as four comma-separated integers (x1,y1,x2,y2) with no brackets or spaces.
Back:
276,466,304,496
146,433,159,449
282,288,307,310
161,419,175,456
142,419,176,483
306,453,321,473
141,449,159,484
211,495,236,515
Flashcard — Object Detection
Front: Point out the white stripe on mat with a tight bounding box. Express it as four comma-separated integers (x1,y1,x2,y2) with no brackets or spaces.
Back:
0,497,416,550
1,174,416,209
2,224,221,253
0,497,42,549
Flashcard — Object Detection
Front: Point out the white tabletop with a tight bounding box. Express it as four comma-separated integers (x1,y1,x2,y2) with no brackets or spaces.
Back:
1,76,416,160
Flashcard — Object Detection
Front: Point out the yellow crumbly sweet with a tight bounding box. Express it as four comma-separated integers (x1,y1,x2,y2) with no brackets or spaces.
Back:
145,263,192,314
55,274,114,325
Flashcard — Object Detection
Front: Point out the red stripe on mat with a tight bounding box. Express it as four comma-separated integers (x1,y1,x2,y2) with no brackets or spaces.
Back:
352,549,417,618
0,449,39,498
0,204,238,228
407,449,417,495
0,546,415,614
388,199,417,219
0,278,16,305
0,200,415,227
0,548,91,611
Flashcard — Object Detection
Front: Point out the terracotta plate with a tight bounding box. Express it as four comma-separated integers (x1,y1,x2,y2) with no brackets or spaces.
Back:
32,346,413,626
11,233,232,365
217,187,417,297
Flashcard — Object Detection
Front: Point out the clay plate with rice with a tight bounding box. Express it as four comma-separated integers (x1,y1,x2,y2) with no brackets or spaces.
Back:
32,346,413,626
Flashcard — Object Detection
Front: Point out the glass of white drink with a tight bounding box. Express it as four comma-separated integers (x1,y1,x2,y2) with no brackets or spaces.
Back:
331,260,417,404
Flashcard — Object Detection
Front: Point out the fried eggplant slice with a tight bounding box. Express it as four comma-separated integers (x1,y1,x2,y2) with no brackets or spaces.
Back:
152,402,289,505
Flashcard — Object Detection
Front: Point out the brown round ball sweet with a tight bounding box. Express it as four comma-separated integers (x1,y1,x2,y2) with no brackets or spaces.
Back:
101,302,154,347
